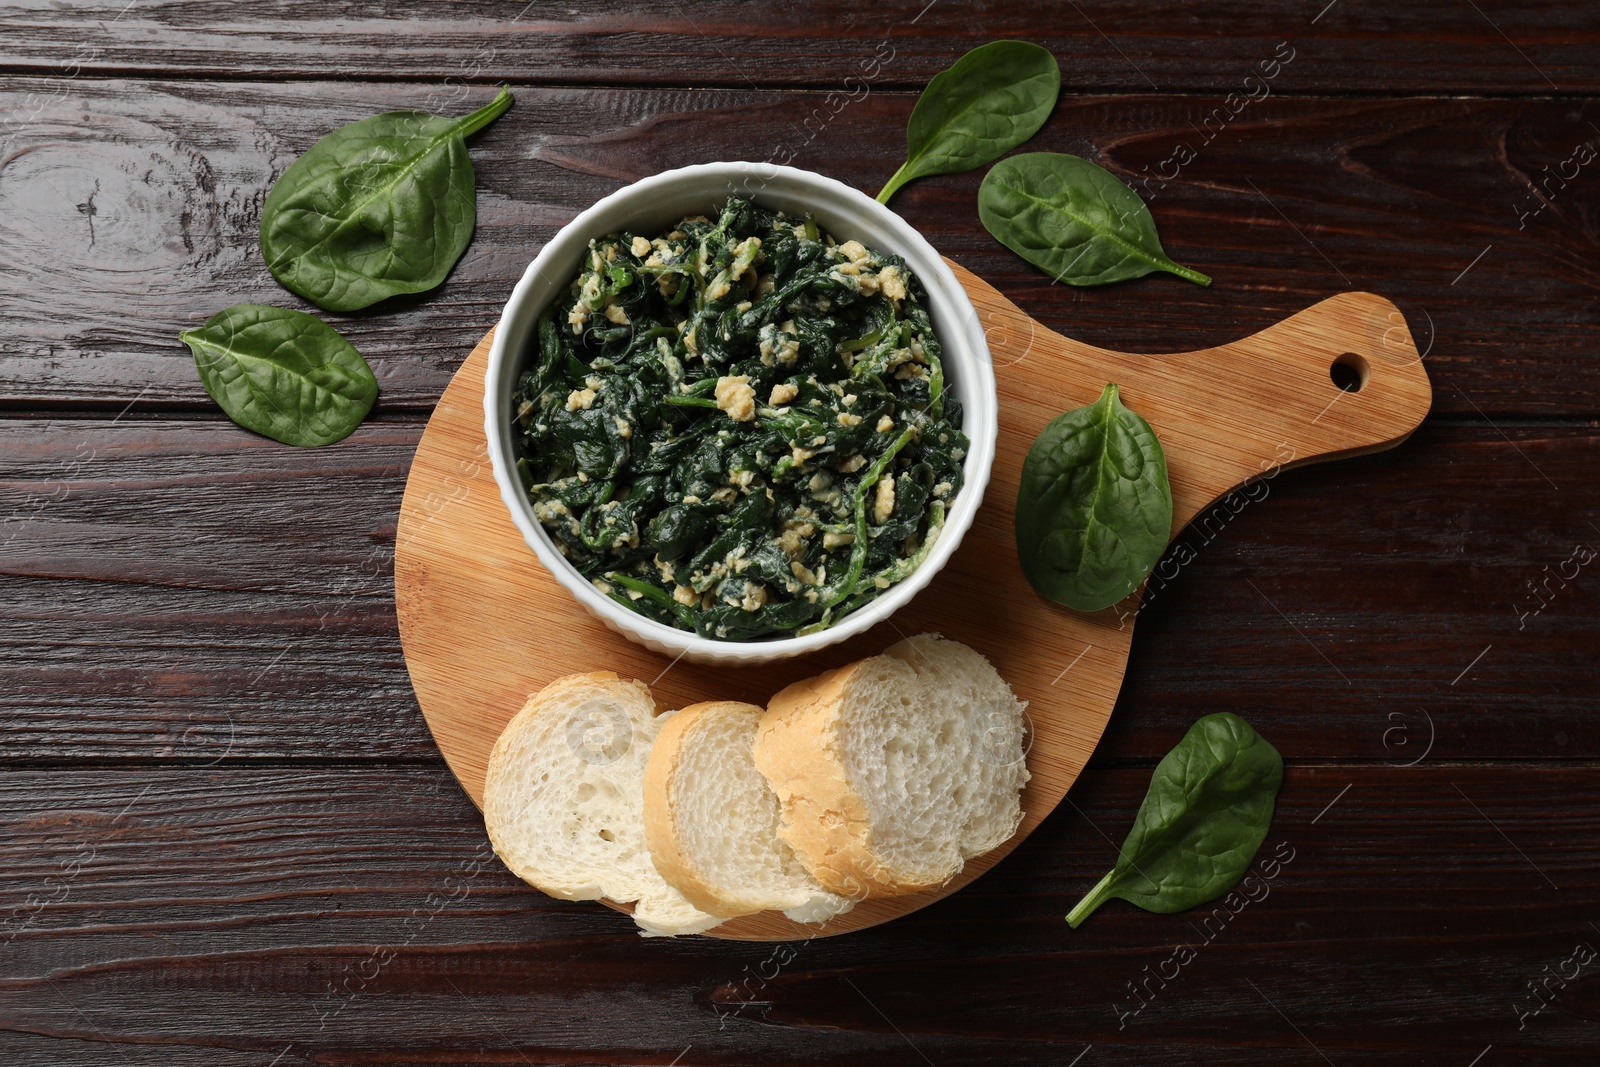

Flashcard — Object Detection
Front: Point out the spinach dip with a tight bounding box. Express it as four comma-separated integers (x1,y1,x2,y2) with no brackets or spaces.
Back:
511,198,967,640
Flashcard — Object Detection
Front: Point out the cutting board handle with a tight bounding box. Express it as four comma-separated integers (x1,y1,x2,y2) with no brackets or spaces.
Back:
957,266,1434,532
1207,289,1431,451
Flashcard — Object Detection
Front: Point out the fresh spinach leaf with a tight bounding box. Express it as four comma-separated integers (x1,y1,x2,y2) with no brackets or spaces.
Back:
1015,383,1171,612
181,304,377,447
260,87,514,312
876,40,1059,205
1067,713,1283,927
979,152,1211,286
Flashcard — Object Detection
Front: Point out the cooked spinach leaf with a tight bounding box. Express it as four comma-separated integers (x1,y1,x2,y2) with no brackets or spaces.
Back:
260,87,513,312
512,199,965,640
876,40,1059,205
1015,383,1171,612
1067,713,1282,927
979,152,1211,286
181,304,377,447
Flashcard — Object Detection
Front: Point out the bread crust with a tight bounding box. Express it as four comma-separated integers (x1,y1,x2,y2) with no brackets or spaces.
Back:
644,700,767,916
753,659,932,899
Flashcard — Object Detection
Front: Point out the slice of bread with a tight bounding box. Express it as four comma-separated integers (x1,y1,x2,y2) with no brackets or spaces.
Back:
643,701,855,925
753,633,1030,899
483,672,720,937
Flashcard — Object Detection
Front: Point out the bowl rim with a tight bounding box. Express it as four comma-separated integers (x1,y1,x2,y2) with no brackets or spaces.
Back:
483,161,997,663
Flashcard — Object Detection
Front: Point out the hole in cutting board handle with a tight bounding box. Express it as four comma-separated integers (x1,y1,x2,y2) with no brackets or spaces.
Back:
1330,352,1369,393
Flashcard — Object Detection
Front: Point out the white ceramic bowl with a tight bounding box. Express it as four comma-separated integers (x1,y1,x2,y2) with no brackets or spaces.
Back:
484,162,997,665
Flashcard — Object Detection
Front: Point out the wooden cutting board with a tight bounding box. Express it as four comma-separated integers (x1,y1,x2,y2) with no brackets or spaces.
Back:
395,261,1431,941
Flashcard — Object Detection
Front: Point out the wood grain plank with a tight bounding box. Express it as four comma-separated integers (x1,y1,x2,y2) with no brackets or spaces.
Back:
1,81,1598,416
0,418,412,594
0,764,1590,1063
0,417,426,757
0,418,1594,761
3,1,1597,95
0,576,422,757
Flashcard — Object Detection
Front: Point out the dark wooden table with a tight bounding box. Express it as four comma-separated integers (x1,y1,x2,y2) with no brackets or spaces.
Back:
2,3,1596,1063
